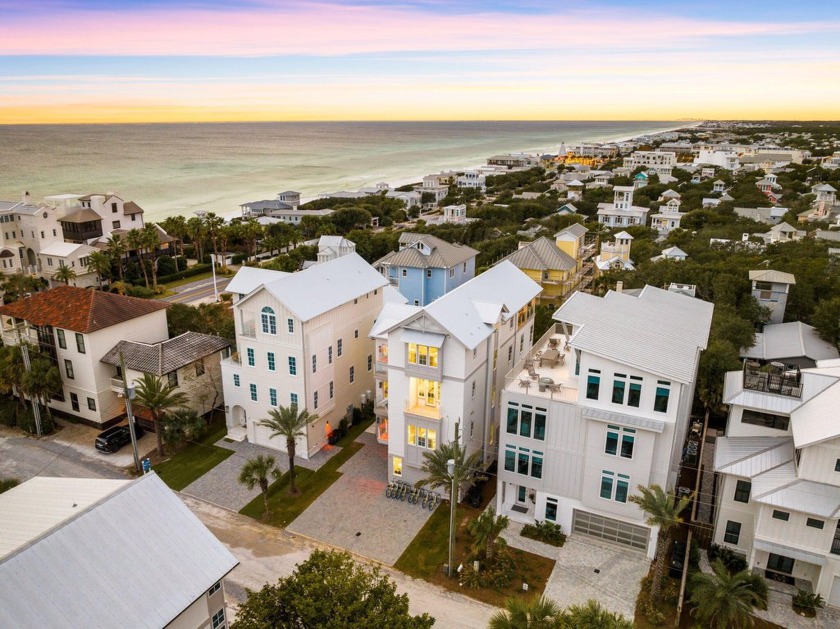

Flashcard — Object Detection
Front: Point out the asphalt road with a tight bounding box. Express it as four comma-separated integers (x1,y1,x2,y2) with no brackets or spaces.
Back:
162,275,233,304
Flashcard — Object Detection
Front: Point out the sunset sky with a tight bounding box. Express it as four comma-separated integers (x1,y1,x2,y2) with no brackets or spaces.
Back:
1,0,839,123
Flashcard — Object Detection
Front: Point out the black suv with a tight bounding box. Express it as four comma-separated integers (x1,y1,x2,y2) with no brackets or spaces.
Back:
95,424,143,454
669,540,687,578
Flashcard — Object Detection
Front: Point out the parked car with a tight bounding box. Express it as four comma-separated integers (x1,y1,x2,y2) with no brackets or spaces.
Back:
669,539,687,578
95,423,144,454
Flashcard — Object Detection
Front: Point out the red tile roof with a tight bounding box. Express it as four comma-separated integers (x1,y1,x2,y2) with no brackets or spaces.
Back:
0,286,168,334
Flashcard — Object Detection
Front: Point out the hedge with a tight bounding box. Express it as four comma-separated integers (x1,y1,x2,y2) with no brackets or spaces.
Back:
157,263,213,285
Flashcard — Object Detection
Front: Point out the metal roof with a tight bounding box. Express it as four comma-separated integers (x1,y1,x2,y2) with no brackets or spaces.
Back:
375,234,478,270
753,539,826,567
743,322,839,363
226,266,288,295
369,302,421,339
554,222,587,239
0,474,238,628
713,436,793,478
752,462,840,518
501,237,577,272
38,241,97,258
583,407,665,433
101,331,230,376
749,269,796,285
791,379,840,448
555,286,713,384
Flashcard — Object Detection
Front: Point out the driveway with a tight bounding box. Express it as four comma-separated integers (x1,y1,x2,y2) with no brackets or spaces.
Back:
183,494,496,629
49,418,157,468
287,432,436,566
502,521,648,622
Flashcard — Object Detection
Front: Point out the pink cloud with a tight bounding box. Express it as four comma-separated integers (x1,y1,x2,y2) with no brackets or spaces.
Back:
0,3,837,56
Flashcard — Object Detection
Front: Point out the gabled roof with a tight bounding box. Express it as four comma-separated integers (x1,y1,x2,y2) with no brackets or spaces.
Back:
101,331,231,376
661,246,687,258
123,201,144,215
501,237,577,272
713,436,793,478
57,207,102,223
791,379,840,448
743,322,839,363
555,285,713,384
0,474,238,628
226,266,288,295
751,462,840,518
0,286,168,333
749,269,796,285
554,223,587,239
375,233,478,269
369,302,422,339
243,253,388,322
39,241,97,258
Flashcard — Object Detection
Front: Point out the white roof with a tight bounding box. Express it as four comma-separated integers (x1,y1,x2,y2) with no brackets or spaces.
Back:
555,286,713,384
383,284,408,304
749,269,796,285
318,235,353,248
38,241,96,258
661,246,688,258
226,266,288,295
613,230,634,240
0,477,129,559
751,461,840,518
713,437,793,478
249,253,388,321
791,379,840,448
0,474,238,628
743,322,839,363
370,302,421,339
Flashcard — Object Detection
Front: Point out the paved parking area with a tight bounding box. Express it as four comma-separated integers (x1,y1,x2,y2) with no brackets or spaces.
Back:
288,432,436,566
502,521,647,622
49,418,157,468
182,437,341,512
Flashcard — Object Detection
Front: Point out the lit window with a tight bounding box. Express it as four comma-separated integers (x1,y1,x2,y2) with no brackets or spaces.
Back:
407,343,439,367
393,456,403,477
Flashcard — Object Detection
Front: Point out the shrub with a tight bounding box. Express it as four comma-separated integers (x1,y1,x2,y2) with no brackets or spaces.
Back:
709,544,748,572
741,570,769,610
0,395,18,427
636,574,667,625
175,256,188,271
125,285,156,299
460,549,516,589
793,590,825,617
156,263,212,285
156,254,177,276
231,253,247,265
521,520,567,547
16,405,55,435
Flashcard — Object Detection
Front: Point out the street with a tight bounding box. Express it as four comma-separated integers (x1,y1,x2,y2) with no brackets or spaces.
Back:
162,275,233,304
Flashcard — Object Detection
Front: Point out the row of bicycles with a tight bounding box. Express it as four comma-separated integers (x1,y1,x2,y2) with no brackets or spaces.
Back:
385,480,441,510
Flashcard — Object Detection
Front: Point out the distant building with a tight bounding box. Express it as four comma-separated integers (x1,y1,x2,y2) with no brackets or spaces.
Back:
651,246,688,262
750,269,796,324
742,321,839,368
734,206,788,225
316,235,356,264
595,231,635,273
596,187,649,228
650,199,685,237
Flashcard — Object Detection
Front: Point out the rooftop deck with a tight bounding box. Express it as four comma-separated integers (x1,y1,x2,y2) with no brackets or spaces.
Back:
742,361,802,398
504,323,579,404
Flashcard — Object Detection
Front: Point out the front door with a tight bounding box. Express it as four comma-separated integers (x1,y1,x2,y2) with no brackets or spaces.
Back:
517,486,527,504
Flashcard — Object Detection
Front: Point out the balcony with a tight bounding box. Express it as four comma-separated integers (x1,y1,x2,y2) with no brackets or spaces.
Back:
743,362,802,398
0,325,39,346
110,377,127,394
374,397,388,418
224,351,242,365
405,400,441,420
504,322,578,403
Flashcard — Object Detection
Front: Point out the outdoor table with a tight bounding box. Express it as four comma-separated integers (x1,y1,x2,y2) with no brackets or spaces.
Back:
538,377,554,392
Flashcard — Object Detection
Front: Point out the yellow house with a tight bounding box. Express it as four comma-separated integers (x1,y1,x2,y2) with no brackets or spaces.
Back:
554,223,588,264
500,236,578,306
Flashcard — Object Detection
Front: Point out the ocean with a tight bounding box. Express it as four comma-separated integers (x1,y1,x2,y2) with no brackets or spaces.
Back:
0,121,688,222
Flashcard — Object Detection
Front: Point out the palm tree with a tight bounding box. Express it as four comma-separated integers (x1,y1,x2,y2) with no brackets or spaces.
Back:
53,263,76,286
106,233,128,284
238,454,281,515
160,215,188,260
142,224,161,290
559,600,634,629
126,228,149,288
86,250,112,291
489,596,562,629
133,372,187,457
467,506,509,564
186,216,205,261
203,212,224,266
629,484,693,604
242,218,263,261
20,355,62,419
688,560,764,629
0,345,26,407
257,404,317,494
162,407,206,448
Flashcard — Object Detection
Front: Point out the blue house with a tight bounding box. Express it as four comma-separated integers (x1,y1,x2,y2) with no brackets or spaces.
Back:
374,233,478,306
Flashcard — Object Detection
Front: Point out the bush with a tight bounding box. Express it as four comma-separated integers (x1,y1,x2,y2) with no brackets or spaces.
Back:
231,253,247,265
0,395,18,427
709,544,748,573
156,254,177,276
125,285,156,299
16,405,55,435
175,256,188,271
520,520,567,547
793,590,824,617
156,263,212,285
460,548,516,589
636,575,667,625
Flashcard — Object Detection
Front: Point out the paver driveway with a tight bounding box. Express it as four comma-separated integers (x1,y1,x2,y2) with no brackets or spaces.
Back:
288,432,436,565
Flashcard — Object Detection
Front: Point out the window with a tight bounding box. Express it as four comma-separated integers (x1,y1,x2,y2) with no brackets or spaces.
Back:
168,371,178,387
772,510,790,521
628,377,642,407
64,359,74,379
612,374,626,404
208,581,221,596
70,392,79,411
545,497,558,522
401,269,407,277
111,202,118,213
288,356,297,375
600,471,630,503
75,333,85,354
519,334,524,352
471,381,476,399
807,517,825,530
654,381,670,413
504,445,543,478
56,329,66,349
426,269,432,278
195,359,205,377
408,343,439,367
337,339,343,356
329,381,334,399
605,425,635,458
349,366,355,383
408,425,437,450
233,374,240,387
112,220,121,229
393,456,403,477
290,393,299,406
724,520,741,544
249,383,258,402
506,403,547,441
742,409,789,431
267,352,275,372
367,354,372,372
287,318,294,334
734,480,751,503
586,370,601,400
246,348,255,367
328,346,333,364
508,346,513,364
313,391,319,409
836,458,840,472
211,608,226,629
354,329,359,339
269,388,277,407
261,307,277,334
87,397,96,411
767,553,794,574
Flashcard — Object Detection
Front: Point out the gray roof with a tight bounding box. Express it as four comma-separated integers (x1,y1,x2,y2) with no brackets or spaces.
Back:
743,322,839,363
555,286,713,384
713,436,794,478
749,269,796,285
815,229,840,242
240,199,295,211
554,223,587,239
500,237,577,272
375,233,478,270
101,331,230,375
0,473,238,628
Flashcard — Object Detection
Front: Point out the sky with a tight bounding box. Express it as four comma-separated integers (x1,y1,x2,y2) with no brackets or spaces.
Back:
1,0,839,123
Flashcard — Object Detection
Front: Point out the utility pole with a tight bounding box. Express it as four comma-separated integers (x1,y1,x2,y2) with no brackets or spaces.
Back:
16,327,42,436
447,420,460,578
119,351,142,473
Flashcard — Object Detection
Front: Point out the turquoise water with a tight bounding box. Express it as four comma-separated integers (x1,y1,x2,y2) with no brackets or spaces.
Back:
0,121,685,221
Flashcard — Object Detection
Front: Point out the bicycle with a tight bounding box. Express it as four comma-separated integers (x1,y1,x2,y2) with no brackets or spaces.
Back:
430,492,441,510
385,481,397,498
400,483,408,501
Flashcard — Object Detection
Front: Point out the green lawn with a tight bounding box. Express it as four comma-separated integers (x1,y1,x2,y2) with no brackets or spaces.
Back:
240,440,363,527
154,422,234,491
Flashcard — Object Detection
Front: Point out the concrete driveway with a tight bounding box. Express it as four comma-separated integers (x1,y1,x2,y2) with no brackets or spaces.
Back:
287,432,436,566
49,418,157,468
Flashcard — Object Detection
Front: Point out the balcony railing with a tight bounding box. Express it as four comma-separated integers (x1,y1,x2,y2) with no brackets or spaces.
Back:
0,326,39,346
110,377,127,393
225,351,242,365
404,400,441,420
743,362,802,398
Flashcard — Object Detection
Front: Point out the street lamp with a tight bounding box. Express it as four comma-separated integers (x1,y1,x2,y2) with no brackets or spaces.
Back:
447,458,456,578
193,210,219,301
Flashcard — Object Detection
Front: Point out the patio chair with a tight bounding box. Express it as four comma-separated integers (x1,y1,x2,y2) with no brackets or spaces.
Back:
518,378,531,391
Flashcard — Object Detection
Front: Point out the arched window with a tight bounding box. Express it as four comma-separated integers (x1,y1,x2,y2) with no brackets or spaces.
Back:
261,307,277,335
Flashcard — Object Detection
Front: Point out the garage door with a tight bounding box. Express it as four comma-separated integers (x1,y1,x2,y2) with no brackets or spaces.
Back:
573,510,649,551
829,576,840,608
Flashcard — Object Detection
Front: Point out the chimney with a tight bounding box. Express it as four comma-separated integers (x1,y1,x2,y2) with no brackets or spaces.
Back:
616,280,623,293
22,191,31,204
